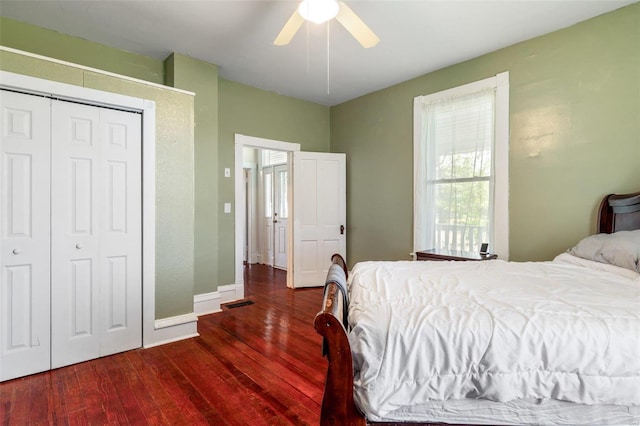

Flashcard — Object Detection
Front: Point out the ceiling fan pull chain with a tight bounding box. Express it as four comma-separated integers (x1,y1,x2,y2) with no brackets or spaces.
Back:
306,20,310,73
327,20,331,95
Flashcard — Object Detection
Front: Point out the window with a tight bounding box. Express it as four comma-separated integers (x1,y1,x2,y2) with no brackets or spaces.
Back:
414,72,509,258
261,149,287,166
277,169,288,219
264,170,273,218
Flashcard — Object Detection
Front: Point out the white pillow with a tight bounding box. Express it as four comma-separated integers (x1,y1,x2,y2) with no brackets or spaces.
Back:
568,230,640,273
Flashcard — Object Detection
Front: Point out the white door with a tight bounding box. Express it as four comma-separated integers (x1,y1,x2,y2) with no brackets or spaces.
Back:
292,152,346,288
262,166,274,266
0,90,52,381
50,100,141,369
97,107,142,357
273,164,288,269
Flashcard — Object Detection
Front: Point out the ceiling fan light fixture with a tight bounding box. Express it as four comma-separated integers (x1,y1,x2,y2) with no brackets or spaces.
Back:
298,0,340,24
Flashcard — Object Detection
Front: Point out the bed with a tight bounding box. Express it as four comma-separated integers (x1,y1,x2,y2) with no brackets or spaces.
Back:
314,192,640,425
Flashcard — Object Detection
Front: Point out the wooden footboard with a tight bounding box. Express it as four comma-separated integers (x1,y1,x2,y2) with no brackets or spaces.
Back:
314,254,366,426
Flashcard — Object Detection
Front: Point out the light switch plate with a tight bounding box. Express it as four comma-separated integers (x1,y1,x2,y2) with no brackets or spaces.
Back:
224,168,231,177
224,203,231,213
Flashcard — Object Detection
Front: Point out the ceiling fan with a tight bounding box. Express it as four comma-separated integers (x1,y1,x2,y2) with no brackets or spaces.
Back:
274,0,380,48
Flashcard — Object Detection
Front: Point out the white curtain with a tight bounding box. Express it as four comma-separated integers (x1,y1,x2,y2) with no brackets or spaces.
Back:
415,89,495,253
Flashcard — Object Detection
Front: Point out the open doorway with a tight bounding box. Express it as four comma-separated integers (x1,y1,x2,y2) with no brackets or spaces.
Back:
243,148,289,270
235,134,347,293
235,135,300,292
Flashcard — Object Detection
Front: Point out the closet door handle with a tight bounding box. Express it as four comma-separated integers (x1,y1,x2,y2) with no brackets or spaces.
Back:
12,248,21,255
75,243,83,250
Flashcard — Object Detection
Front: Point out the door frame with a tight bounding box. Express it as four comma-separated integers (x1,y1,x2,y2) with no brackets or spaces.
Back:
243,164,258,265
0,70,158,348
235,134,300,290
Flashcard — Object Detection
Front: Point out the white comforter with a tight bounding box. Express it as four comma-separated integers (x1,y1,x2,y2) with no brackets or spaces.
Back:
347,255,640,421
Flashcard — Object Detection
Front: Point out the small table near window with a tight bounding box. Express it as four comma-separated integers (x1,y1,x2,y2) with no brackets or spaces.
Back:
416,249,497,262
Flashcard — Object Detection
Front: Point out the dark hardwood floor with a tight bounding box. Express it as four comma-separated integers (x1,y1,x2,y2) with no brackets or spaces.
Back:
0,265,327,425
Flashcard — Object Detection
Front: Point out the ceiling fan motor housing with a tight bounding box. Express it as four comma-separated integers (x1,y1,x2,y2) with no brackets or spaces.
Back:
298,0,340,24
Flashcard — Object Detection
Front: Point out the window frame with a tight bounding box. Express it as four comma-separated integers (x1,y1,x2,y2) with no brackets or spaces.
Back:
413,72,510,259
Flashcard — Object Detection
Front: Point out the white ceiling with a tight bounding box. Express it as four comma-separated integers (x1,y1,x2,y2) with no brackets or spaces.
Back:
0,0,635,106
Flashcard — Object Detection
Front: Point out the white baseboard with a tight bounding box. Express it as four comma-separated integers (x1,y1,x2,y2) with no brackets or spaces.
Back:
193,291,221,316
143,283,247,349
193,283,244,316
220,283,238,303
143,312,199,348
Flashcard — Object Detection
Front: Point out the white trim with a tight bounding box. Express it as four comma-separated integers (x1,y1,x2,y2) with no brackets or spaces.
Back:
243,163,259,264
413,71,510,260
140,99,159,348
235,282,244,297
145,313,199,349
414,74,499,105
413,98,422,258
194,291,222,316
493,72,510,260
0,69,193,349
154,312,199,330
234,134,301,291
143,330,199,349
236,134,301,152
1,70,150,111
219,284,239,305
193,283,241,316
0,46,195,97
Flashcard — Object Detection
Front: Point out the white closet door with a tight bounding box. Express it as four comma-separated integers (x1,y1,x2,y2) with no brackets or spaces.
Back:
51,101,141,369
0,90,52,381
98,108,141,356
51,100,101,368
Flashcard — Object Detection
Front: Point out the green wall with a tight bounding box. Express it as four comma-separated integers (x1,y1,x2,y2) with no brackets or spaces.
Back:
0,49,195,319
331,3,640,264
164,53,220,296
0,17,163,84
217,79,330,286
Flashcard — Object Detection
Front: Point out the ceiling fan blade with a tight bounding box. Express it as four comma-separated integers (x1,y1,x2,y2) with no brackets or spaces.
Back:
335,2,379,48
273,10,305,46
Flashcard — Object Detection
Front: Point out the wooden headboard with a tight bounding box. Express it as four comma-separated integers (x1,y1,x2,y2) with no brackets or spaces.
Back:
598,191,640,233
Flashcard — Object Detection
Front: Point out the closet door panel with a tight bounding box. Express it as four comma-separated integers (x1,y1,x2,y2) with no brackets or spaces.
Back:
99,108,141,356
51,100,101,369
0,91,51,381
51,102,142,368
1,90,143,380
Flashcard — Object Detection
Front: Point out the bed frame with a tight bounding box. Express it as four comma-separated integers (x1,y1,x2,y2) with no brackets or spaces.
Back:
314,191,640,426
